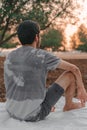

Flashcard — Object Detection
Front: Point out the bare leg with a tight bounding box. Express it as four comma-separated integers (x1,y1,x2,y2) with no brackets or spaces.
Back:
55,71,85,111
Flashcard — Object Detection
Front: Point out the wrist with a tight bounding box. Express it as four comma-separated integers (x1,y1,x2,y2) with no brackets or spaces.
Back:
77,86,85,91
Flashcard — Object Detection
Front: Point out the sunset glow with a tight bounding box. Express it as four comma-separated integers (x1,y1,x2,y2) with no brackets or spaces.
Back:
64,0,87,50
77,0,87,26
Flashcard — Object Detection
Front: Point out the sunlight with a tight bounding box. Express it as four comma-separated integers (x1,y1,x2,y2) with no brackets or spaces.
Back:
65,24,78,50
77,0,87,26
64,0,87,50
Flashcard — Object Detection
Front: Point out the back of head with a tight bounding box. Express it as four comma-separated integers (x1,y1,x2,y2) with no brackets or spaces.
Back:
17,20,40,45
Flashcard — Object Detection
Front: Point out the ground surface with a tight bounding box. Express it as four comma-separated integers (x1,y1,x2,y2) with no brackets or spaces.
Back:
0,97,87,130
0,51,87,102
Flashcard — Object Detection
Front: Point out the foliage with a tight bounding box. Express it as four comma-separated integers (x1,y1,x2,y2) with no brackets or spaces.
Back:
0,42,19,49
41,29,63,50
76,24,87,52
76,43,87,52
70,24,87,51
78,24,87,44
0,0,75,45
70,33,81,49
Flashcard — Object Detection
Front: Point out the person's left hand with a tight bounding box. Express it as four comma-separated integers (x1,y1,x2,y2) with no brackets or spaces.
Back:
51,106,55,112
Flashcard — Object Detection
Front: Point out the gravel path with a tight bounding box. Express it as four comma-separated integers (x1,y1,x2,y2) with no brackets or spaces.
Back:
54,51,87,59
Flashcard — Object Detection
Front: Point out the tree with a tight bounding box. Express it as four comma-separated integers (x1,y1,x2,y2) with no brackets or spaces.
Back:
78,24,87,44
70,33,80,49
70,24,87,51
76,24,87,52
41,28,63,51
0,0,76,45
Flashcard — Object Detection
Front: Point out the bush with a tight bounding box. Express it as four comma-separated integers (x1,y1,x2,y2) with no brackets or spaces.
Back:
0,42,19,49
76,43,87,52
41,29,63,51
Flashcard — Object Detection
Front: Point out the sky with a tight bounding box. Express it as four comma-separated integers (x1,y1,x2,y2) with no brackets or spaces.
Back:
64,0,87,49
77,0,87,26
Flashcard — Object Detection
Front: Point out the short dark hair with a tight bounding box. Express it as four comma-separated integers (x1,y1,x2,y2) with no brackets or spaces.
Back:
17,20,40,45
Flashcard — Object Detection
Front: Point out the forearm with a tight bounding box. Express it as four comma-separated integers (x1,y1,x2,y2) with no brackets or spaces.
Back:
71,67,84,88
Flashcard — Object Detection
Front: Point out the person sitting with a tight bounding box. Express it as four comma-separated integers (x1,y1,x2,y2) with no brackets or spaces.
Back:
4,20,87,122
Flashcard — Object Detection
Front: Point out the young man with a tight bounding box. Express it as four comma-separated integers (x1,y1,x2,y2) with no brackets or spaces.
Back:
4,20,87,122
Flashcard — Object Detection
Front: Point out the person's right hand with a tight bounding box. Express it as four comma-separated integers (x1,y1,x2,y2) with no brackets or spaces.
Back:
77,87,87,105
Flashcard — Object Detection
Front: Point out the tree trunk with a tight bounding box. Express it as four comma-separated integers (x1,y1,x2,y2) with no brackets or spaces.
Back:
0,32,17,45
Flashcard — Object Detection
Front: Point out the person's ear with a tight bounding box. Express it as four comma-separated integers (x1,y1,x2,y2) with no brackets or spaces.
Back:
35,34,39,42
35,34,40,48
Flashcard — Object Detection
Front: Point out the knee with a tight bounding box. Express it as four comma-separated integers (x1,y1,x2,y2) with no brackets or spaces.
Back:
64,71,75,83
55,71,76,91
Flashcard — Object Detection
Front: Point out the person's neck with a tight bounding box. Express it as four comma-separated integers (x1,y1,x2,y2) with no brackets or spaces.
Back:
23,42,36,48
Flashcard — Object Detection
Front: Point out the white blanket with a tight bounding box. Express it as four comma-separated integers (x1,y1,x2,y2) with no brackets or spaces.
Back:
0,97,87,130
